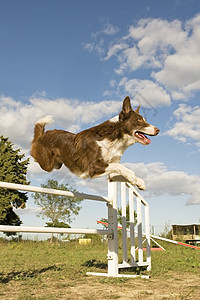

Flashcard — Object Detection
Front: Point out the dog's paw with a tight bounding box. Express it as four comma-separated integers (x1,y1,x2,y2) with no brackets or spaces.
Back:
108,172,119,181
135,177,146,190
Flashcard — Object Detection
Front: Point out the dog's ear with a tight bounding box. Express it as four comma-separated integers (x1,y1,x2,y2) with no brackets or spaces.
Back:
122,96,133,113
135,105,140,114
119,96,133,121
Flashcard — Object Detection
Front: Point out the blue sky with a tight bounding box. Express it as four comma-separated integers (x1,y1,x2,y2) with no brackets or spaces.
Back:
0,0,200,236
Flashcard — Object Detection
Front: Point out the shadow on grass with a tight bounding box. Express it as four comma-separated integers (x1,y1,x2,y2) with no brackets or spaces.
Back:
82,259,107,270
0,265,60,283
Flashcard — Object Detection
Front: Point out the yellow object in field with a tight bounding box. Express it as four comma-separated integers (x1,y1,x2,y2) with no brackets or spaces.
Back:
79,238,92,245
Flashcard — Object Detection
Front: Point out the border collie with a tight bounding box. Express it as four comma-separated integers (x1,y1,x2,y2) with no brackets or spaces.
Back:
31,96,159,190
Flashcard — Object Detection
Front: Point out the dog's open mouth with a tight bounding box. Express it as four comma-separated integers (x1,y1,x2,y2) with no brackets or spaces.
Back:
134,131,151,145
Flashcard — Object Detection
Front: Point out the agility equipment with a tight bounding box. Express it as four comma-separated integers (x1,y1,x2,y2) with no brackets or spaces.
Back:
0,177,151,278
97,220,165,251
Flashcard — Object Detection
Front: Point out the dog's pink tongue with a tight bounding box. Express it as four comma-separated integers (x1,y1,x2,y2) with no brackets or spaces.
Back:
145,137,151,144
138,133,151,144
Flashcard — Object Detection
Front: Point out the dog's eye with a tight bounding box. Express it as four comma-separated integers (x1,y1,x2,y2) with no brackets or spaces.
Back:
138,118,144,123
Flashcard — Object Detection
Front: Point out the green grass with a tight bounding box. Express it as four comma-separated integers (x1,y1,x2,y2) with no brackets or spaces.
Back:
0,239,107,280
0,238,200,299
151,242,200,275
1,239,199,278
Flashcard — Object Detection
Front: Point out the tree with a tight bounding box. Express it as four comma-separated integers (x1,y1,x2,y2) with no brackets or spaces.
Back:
117,204,137,227
46,221,71,244
99,204,137,229
46,221,71,228
0,136,30,226
33,179,82,227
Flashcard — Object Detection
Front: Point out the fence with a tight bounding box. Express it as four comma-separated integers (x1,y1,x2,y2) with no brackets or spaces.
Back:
105,177,151,278
0,177,151,278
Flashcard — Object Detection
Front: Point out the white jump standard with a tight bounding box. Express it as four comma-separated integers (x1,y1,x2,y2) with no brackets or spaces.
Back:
0,178,151,278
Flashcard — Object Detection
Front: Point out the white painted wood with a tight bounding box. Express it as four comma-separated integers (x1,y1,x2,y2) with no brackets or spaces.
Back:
86,272,150,279
0,181,109,203
129,188,136,264
118,261,149,268
0,225,111,235
126,182,148,206
145,204,151,271
107,181,118,277
121,182,127,263
0,179,151,277
137,196,143,264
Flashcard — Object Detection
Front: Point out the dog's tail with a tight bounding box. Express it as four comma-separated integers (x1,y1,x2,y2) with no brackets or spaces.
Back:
32,115,54,143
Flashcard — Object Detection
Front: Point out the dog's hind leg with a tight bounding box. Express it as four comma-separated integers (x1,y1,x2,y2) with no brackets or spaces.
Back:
105,163,146,190
54,161,63,170
32,144,59,172
37,152,56,172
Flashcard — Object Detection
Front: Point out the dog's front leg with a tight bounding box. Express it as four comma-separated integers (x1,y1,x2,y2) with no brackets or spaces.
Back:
105,163,146,190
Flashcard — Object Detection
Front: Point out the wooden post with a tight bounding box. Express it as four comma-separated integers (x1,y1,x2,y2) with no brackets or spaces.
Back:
107,181,118,277
137,197,143,264
129,188,136,264
121,182,127,263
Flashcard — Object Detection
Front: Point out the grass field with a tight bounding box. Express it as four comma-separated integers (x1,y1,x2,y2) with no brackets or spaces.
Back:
0,237,200,299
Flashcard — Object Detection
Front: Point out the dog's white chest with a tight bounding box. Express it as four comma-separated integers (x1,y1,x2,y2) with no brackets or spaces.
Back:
97,137,132,163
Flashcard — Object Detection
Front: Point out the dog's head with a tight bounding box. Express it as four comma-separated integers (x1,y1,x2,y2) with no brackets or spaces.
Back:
119,96,160,145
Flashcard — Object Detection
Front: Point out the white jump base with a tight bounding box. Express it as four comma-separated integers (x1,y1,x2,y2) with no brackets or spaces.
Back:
86,272,150,279
0,177,151,278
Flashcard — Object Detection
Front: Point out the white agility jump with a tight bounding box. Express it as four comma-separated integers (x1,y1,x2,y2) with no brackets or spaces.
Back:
0,177,151,278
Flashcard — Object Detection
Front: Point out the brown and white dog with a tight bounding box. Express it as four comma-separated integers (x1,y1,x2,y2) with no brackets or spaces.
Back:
31,96,159,190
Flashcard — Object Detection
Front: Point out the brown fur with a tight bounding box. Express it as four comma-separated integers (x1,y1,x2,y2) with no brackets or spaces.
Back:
31,96,159,188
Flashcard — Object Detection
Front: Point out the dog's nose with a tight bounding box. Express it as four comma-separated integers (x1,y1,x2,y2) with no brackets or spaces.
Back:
155,127,160,135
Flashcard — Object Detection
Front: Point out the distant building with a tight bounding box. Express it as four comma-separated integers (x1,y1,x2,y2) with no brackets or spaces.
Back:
172,224,200,243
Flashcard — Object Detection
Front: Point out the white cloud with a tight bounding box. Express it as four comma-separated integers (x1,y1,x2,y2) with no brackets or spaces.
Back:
76,176,108,197
0,96,21,108
171,90,186,101
58,161,200,205
109,79,117,87
104,17,187,72
195,141,200,151
83,38,105,56
128,15,200,99
86,14,200,101
104,43,128,61
124,162,200,205
83,21,119,57
83,42,94,53
165,104,200,146
102,22,119,35
119,78,171,107
153,54,200,92
0,94,122,152
14,205,41,215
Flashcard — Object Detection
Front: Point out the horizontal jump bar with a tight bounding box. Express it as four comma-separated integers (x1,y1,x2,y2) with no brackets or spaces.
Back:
0,225,112,235
0,181,110,203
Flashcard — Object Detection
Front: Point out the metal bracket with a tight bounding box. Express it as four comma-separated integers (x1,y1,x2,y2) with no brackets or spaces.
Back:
107,201,113,207
107,230,114,240
107,253,113,260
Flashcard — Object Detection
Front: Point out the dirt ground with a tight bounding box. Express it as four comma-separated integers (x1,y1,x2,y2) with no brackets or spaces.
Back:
67,273,200,300
1,272,200,300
